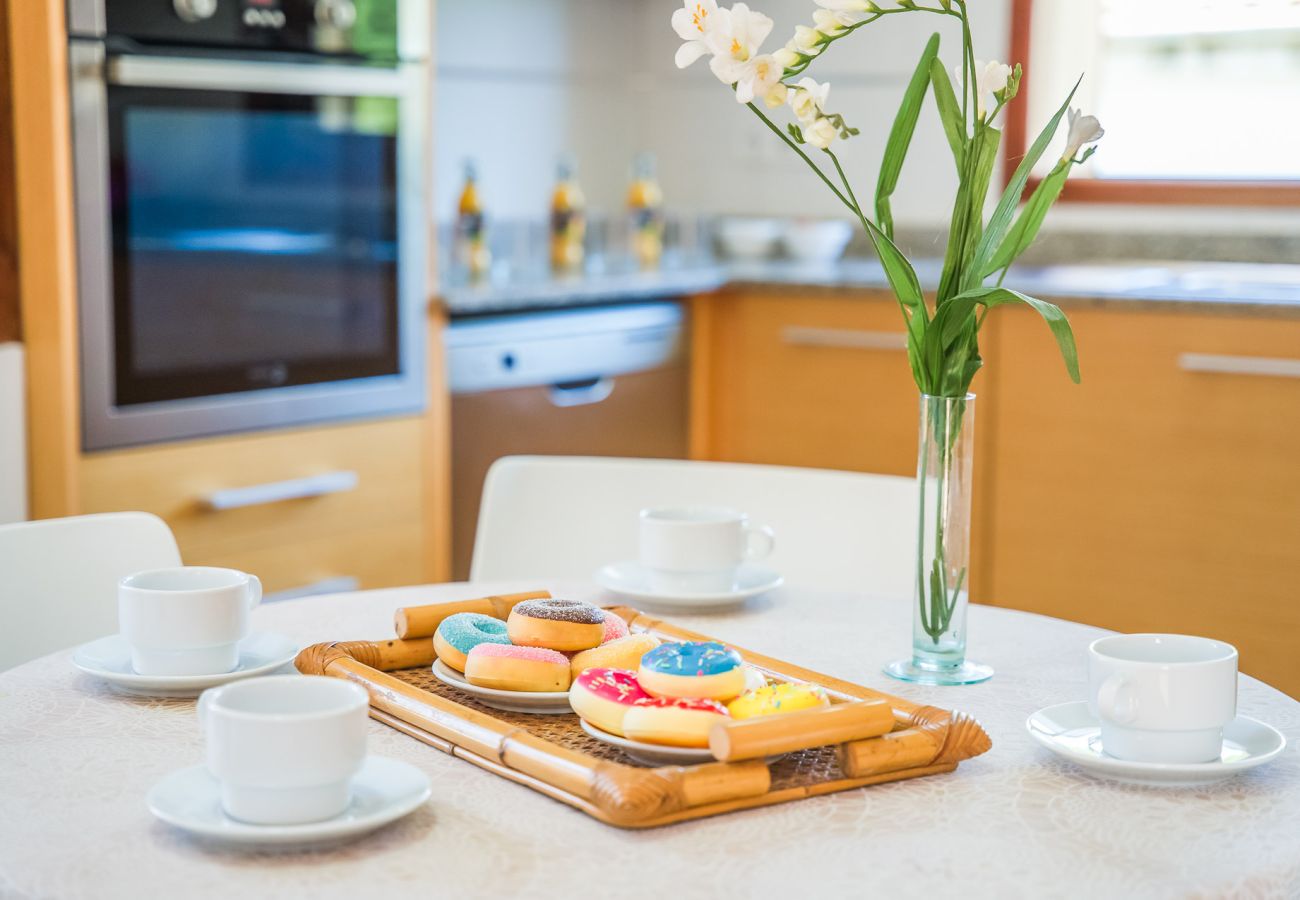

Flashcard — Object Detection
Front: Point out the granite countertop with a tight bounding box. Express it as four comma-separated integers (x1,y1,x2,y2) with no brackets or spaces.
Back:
440,257,1300,317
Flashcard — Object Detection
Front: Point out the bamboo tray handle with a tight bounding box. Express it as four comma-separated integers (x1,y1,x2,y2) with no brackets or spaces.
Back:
394,590,551,639
709,700,894,762
839,705,993,777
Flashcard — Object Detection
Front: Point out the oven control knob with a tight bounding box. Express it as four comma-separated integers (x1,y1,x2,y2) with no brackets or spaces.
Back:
173,0,218,23
315,0,357,30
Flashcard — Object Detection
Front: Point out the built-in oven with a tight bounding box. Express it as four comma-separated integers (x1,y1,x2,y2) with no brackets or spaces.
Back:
67,0,429,450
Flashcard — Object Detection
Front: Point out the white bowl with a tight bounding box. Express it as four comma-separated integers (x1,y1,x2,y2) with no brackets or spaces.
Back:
717,218,784,261
782,219,853,263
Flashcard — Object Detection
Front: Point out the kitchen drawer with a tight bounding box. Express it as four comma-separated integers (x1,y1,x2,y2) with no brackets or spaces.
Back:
986,306,1300,695
701,290,933,475
79,416,428,593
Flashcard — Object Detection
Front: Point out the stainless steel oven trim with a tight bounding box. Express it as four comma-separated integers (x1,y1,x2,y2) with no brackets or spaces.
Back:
70,39,430,451
108,55,414,95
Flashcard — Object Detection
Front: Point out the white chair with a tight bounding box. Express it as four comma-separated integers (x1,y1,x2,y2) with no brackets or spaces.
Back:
470,456,917,595
0,512,182,671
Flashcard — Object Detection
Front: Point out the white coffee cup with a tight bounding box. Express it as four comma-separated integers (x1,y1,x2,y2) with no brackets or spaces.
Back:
198,674,369,825
1087,633,1238,764
639,506,775,594
118,566,262,676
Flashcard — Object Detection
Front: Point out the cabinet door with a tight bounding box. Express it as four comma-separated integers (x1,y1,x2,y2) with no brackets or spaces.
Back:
987,305,1300,695
699,290,924,475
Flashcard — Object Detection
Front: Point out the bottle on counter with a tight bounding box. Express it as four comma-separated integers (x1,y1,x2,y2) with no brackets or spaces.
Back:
627,152,664,269
549,156,586,273
455,159,491,281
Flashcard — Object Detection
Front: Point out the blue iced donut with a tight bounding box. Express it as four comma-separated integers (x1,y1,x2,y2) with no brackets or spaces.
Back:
637,641,746,701
434,612,511,672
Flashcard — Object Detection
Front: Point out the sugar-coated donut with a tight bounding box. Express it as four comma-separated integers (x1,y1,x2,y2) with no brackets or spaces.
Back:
507,598,606,651
623,696,730,748
464,643,571,692
637,641,746,702
601,612,630,644
569,633,661,679
727,682,830,720
569,668,649,737
433,612,511,672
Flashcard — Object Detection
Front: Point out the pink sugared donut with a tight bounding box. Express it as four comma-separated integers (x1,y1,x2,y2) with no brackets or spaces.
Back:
601,612,631,644
622,696,731,748
569,668,649,737
464,643,570,692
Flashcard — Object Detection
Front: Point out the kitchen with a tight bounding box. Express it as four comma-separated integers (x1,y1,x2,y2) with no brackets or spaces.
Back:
1,0,1299,895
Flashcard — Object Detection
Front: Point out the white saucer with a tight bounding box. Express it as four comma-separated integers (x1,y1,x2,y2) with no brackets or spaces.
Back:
593,561,783,610
147,756,430,847
1026,701,1286,787
72,632,299,698
430,659,572,715
579,718,786,767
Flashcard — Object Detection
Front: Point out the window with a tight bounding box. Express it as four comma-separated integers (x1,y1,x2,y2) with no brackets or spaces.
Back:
1008,0,1300,204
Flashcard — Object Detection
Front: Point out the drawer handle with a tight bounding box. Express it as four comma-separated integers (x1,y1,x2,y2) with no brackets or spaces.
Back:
782,326,908,351
204,470,359,511
1178,353,1300,379
264,576,360,604
548,376,615,408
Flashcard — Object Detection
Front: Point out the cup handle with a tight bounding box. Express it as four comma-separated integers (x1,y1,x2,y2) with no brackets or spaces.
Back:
246,574,263,611
1096,674,1139,724
744,524,775,561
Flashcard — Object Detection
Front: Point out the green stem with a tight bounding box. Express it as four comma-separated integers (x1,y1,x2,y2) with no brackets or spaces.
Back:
781,7,961,80
744,103,855,214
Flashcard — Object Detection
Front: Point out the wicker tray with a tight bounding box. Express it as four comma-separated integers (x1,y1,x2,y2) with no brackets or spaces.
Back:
295,598,991,829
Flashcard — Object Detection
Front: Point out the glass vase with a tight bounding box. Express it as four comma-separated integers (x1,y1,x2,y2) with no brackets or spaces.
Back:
884,393,993,685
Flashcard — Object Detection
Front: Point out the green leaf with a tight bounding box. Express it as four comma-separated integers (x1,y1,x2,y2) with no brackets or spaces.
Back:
970,76,1081,282
932,286,1081,383
982,159,1070,277
939,125,999,302
928,56,965,171
864,219,929,391
875,33,941,241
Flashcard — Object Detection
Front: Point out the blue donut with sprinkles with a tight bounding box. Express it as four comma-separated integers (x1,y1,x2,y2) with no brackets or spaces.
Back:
434,612,511,672
637,640,747,702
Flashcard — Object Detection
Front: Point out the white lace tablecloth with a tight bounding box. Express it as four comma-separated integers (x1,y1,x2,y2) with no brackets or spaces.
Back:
2,581,1298,900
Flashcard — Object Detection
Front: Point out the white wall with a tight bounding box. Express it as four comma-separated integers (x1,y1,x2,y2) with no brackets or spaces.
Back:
434,0,1011,230
0,344,27,524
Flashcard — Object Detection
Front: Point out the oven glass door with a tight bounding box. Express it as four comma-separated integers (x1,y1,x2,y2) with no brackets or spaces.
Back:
106,79,401,406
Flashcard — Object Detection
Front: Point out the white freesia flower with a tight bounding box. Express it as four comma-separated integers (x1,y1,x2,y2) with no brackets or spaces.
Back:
734,53,784,105
793,24,823,53
773,46,801,68
955,59,1012,118
813,8,856,35
671,0,720,69
764,80,789,108
804,116,839,149
1061,107,1104,161
705,3,775,86
789,76,831,125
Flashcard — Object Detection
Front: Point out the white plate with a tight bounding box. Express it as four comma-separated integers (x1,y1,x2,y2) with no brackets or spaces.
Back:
72,632,299,698
579,718,787,767
593,561,783,610
1026,701,1286,787
430,659,572,715
147,756,430,848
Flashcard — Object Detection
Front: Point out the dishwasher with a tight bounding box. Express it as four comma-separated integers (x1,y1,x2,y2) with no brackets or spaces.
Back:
445,301,689,579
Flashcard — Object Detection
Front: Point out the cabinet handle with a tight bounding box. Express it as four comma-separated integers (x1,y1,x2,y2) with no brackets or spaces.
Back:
1178,353,1300,379
264,577,361,604
204,471,359,511
782,326,908,351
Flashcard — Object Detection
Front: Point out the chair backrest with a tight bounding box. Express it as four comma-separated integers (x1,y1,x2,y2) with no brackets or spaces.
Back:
471,456,917,595
0,512,182,671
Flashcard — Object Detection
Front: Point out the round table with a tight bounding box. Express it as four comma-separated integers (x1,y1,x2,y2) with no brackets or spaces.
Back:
2,581,1298,899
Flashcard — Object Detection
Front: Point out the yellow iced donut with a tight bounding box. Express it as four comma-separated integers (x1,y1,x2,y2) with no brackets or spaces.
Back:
727,682,830,720
569,633,660,679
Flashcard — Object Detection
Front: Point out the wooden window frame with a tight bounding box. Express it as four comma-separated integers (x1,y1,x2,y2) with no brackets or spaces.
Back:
1006,0,1300,207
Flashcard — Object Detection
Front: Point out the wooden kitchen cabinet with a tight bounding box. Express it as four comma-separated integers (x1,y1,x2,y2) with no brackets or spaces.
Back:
79,416,430,597
984,305,1300,694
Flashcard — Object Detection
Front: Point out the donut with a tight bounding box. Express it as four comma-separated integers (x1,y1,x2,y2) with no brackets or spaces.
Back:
727,682,830,720
601,612,630,644
622,696,730,748
741,665,768,694
464,643,571,692
507,598,606,652
569,668,649,737
433,612,511,672
637,641,746,702
569,633,661,679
